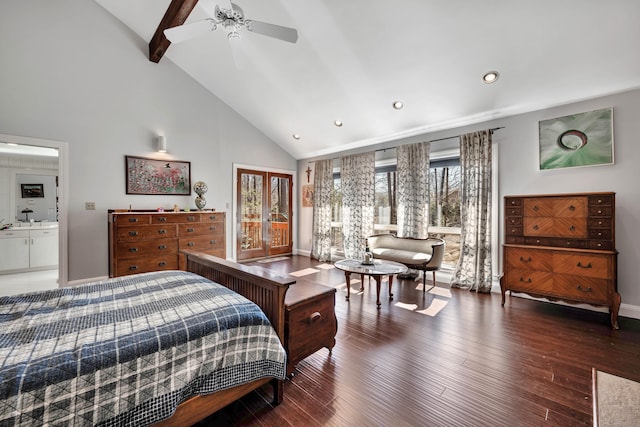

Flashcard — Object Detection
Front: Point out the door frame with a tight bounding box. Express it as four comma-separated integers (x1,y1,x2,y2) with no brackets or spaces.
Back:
0,133,69,286
232,163,297,262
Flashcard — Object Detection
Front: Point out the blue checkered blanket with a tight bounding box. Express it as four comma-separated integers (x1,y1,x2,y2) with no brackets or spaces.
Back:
0,270,287,426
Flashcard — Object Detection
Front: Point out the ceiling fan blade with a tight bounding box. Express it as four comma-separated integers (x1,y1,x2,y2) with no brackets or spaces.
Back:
164,19,216,44
228,36,248,69
197,0,219,16
245,20,298,43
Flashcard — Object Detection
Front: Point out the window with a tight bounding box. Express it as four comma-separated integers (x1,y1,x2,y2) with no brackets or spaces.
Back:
330,150,462,266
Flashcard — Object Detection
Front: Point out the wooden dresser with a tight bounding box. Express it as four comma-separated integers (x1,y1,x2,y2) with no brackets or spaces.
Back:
108,210,225,277
501,192,620,328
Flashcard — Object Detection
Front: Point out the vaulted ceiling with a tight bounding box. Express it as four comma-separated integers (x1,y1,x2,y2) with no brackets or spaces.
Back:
95,0,640,159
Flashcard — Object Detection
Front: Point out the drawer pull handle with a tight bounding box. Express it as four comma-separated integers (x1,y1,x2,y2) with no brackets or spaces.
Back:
533,205,539,211
519,277,532,283
158,245,167,250
158,217,167,222
597,199,603,204
596,243,602,247
569,205,575,211
187,242,195,247
158,262,167,267
519,256,532,262
577,262,592,269
210,226,216,231
187,216,195,221
533,225,539,230
308,312,322,323
128,231,139,236
129,247,139,253
187,228,195,232
577,285,592,292
510,200,516,205
129,265,138,271
210,215,217,220
210,240,217,244
158,229,167,234
569,225,575,231
128,218,138,223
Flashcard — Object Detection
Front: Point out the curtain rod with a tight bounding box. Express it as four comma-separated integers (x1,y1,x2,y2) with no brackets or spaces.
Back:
308,126,505,162
428,126,505,143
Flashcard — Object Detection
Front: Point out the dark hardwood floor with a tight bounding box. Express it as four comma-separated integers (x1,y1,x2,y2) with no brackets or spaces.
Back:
197,256,640,426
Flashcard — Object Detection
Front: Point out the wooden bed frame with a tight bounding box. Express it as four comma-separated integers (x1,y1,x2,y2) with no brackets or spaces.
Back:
154,252,294,427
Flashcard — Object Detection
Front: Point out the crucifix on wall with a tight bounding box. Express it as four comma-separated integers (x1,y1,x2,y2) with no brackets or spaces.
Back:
305,165,312,183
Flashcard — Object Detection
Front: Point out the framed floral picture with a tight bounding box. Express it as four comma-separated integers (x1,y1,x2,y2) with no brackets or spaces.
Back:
539,107,613,170
125,155,191,195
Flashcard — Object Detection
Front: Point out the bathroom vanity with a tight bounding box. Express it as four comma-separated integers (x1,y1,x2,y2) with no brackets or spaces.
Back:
0,223,58,273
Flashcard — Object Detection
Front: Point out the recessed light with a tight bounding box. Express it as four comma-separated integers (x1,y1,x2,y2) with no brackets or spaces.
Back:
292,134,301,140
392,101,404,110
482,71,500,83
334,120,343,127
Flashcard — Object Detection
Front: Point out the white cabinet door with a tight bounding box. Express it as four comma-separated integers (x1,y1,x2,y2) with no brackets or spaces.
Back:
0,231,30,271
29,229,59,268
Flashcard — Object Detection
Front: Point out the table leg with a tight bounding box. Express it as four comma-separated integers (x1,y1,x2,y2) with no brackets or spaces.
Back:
388,275,394,300
344,272,351,301
374,275,382,309
359,274,365,291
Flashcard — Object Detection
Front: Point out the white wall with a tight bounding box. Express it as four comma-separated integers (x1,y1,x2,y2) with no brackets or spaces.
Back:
0,0,296,280
297,88,640,314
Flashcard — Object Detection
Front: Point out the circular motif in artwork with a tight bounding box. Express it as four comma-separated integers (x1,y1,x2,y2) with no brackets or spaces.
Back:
557,130,588,151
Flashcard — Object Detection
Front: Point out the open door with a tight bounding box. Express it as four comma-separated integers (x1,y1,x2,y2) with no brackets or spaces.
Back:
237,168,292,261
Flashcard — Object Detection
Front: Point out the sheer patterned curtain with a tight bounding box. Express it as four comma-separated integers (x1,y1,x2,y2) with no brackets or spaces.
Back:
341,152,375,259
451,130,493,292
310,159,334,262
396,141,431,238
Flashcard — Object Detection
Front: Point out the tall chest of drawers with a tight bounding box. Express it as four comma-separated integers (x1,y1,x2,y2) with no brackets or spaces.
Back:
501,192,620,328
108,211,225,277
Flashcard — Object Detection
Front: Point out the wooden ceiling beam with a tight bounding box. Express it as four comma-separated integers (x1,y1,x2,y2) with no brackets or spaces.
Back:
149,0,199,63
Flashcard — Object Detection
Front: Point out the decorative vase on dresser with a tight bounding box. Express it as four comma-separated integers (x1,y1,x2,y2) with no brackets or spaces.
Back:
500,192,620,329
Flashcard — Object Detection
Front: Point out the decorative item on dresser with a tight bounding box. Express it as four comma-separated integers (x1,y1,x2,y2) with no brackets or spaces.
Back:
108,210,225,277
501,192,620,329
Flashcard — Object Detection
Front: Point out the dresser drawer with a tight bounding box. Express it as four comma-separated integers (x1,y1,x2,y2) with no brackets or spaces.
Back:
588,218,612,228
588,206,612,217
178,223,224,237
115,256,178,276
505,247,552,271
179,235,224,251
553,274,609,304
113,214,151,225
200,213,224,223
552,253,611,279
116,225,177,241
505,269,554,293
115,239,177,259
152,213,201,224
588,194,613,207
588,228,612,240
589,240,613,251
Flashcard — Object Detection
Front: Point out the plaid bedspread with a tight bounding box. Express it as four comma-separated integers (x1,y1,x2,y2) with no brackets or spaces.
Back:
0,270,287,426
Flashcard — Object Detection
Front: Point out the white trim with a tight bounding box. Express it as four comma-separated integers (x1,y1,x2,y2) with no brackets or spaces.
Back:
232,163,297,262
0,133,69,286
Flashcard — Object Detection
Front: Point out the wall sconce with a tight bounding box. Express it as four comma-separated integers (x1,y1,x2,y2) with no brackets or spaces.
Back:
156,135,167,153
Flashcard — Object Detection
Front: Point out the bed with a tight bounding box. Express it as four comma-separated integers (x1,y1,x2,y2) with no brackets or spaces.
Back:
0,252,293,426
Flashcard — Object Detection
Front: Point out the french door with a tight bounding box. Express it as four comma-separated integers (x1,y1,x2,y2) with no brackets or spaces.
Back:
236,168,293,261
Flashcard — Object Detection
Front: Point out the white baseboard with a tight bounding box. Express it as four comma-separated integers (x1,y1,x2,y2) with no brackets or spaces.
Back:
65,276,109,287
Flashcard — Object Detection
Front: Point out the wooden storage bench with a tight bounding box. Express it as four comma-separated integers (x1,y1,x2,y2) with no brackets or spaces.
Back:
284,280,337,376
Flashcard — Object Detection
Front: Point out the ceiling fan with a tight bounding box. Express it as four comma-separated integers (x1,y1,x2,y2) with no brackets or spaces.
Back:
163,0,298,45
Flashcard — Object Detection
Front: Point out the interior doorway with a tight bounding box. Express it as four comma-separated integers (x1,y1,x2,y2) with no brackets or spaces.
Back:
236,167,293,261
0,133,68,289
